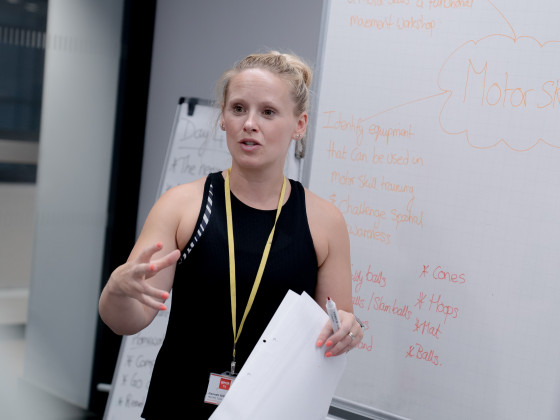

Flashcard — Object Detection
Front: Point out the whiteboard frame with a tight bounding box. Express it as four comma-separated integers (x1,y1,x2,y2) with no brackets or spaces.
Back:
330,397,411,420
301,0,331,189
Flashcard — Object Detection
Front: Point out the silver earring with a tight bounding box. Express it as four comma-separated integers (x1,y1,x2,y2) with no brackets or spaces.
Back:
220,122,225,131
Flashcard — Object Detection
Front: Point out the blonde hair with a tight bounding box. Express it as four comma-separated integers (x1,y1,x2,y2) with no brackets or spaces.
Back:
217,50,313,116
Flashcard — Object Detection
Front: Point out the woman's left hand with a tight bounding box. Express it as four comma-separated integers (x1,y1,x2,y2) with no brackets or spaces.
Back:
316,310,364,357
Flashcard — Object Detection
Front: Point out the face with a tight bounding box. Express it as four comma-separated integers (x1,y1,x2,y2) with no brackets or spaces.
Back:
221,68,307,172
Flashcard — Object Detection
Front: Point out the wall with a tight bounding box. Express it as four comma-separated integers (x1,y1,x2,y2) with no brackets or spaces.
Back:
0,144,38,295
22,0,124,408
137,0,324,232
0,183,34,324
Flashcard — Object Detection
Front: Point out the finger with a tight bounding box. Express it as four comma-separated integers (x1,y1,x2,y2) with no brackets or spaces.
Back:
325,334,353,357
140,286,171,311
323,326,351,356
316,320,335,347
343,329,364,354
140,294,169,311
136,241,165,264
325,321,364,357
150,249,181,272
142,250,181,280
131,261,158,279
317,310,354,348
325,312,354,344
346,329,362,349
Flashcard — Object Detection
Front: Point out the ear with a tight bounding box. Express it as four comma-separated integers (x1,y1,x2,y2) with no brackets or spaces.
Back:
293,112,308,140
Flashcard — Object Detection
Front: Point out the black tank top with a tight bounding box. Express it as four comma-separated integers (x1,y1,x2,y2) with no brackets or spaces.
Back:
142,172,318,419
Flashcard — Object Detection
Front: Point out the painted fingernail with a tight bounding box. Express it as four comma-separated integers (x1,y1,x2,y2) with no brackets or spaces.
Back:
160,304,167,311
325,352,333,358
316,340,323,347
156,242,163,248
162,292,169,300
326,340,333,347
149,264,156,271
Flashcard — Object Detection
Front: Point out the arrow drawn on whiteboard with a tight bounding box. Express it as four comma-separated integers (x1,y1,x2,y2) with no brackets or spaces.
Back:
359,0,560,152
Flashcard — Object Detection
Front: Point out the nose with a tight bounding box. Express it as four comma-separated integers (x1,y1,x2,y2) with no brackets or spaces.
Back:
243,112,257,133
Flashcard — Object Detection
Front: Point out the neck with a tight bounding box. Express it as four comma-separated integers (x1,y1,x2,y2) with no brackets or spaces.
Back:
225,167,288,210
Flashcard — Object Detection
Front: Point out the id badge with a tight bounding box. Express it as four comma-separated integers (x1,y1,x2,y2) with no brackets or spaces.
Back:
204,372,236,405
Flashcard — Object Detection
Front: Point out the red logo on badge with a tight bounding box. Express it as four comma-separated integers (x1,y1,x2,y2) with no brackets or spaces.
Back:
219,378,232,390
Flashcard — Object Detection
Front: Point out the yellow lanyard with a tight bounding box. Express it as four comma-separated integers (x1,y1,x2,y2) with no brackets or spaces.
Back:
224,168,286,374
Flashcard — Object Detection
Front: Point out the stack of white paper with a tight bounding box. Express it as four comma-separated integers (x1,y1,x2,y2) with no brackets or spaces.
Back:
210,290,347,420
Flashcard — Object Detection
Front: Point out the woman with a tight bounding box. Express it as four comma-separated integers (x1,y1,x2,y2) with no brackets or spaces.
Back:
99,51,364,418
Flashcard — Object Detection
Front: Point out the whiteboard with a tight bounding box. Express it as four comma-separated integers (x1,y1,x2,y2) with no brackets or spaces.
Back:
303,1,560,419
103,98,303,419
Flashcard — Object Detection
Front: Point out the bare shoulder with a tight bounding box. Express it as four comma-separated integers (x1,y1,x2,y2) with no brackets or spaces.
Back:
304,188,348,266
158,176,206,205
304,187,346,225
164,177,207,250
135,176,208,254
148,177,206,221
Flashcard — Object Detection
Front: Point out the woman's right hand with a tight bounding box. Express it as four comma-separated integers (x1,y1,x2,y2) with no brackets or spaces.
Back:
108,242,181,311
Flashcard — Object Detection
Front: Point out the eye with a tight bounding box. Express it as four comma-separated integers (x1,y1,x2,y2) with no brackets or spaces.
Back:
232,104,244,114
263,108,275,117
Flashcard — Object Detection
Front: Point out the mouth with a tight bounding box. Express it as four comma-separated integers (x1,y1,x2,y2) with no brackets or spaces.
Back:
240,139,261,147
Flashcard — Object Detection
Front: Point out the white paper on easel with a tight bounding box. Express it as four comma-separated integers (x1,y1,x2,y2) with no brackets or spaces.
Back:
210,290,347,420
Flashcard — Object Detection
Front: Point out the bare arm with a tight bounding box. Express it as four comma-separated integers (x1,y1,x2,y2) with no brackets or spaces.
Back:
306,189,364,356
98,180,204,335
